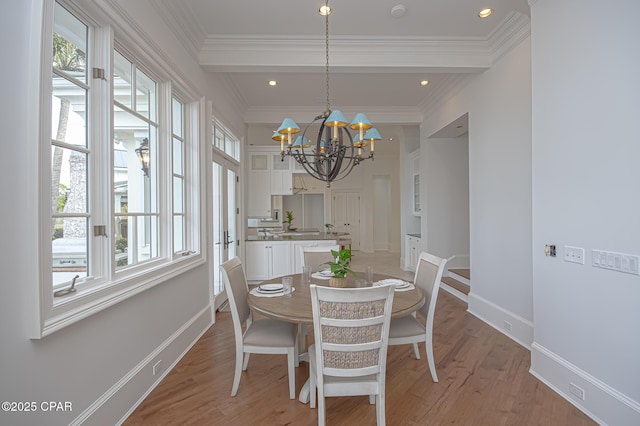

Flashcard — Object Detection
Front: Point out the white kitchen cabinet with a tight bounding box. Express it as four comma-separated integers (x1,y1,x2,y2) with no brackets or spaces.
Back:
411,150,421,216
405,234,422,272
291,240,337,273
247,153,271,217
413,173,421,215
245,240,292,281
271,153,293,195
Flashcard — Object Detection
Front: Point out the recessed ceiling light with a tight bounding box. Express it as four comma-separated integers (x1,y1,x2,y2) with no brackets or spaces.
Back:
389,138,394,141
478,8,493,18
268,80,277,86
420,80,429,86
319,4,331,16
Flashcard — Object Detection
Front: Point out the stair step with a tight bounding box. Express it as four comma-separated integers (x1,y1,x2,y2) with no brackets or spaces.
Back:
441,276,470,296
449,268,470,280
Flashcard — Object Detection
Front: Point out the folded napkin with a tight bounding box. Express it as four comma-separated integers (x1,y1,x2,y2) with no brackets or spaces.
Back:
250,287,296,298
373,279,415,292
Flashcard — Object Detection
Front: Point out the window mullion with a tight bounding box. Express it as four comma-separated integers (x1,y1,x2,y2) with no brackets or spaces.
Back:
82,25,111,284
158,82,172,259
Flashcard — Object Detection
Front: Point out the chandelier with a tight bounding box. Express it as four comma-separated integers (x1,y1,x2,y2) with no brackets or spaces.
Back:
275,0,381,187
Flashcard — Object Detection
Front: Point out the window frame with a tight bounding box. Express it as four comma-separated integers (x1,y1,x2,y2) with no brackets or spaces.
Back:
31,0,205,338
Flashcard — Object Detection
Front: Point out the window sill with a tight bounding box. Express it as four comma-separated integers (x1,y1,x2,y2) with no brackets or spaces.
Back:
35,254,205,339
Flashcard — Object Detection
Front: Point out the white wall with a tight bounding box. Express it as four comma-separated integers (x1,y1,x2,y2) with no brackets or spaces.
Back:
0,1,244,425
530,1,640,424
422,35,533,345
421,134,470,259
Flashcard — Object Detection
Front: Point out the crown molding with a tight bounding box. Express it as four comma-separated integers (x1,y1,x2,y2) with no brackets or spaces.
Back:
152,0,206,62
200,35,493,73
487,12,531,64
243,105,423,125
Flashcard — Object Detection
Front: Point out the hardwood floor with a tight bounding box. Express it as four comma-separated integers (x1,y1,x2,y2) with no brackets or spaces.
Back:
124,252,595,426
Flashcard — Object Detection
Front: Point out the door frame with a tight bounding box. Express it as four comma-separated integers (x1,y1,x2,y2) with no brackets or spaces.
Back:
211,151,240,312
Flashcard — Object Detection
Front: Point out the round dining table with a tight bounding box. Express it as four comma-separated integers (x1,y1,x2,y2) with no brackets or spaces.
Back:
248,272,425,324
247,272,425,404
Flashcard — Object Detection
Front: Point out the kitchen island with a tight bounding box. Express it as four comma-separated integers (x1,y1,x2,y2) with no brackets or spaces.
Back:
244,232,349,282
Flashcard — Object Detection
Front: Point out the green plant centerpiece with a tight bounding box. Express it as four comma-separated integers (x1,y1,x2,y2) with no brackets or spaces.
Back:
324,249,356,287
284,210,295,230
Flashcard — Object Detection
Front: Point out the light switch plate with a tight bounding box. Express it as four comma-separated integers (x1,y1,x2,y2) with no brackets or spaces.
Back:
593,249,640,275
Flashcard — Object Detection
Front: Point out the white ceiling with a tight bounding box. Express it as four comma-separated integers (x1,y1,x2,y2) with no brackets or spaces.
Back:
153,0,530,126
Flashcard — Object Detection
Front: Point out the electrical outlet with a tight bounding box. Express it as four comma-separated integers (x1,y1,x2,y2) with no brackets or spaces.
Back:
503,320,512,331
153,360,162,376
569,382,585,400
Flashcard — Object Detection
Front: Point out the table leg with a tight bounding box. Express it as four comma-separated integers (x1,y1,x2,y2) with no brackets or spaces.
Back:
297,352,310,404
298,379,311,403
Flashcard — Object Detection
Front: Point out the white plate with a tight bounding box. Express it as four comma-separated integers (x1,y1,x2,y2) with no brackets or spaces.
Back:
257,288,283,294
375,279,410,288
259,283,284,292
318,270,334,277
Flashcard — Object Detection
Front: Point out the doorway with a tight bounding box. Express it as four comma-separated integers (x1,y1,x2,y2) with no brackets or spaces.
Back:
212,153,239,311
332,191,361,250
372,175,391,251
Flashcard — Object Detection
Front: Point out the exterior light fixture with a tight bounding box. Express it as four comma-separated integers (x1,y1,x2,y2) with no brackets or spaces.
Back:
135,137,150,177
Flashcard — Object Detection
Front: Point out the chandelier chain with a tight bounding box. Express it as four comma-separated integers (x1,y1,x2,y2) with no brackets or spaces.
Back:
277,0,377,187
325,1,330,113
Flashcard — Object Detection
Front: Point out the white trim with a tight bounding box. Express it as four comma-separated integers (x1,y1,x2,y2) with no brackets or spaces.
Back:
440,282,467,303
69,306,212,425
43,257,206,337
531,343,640,426
467,292,533,349
32,0,207,338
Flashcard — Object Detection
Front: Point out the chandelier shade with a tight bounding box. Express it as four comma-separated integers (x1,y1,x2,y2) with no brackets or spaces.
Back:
276,0,378,187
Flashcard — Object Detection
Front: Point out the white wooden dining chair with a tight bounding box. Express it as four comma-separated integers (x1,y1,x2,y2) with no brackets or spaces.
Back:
308,284,396,426
299,244,340,352
220,257,299,399
388,251,447,382
301,245,340,273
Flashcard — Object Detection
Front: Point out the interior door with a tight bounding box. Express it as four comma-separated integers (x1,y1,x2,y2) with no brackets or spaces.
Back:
212,153,239,311
332,191,360,250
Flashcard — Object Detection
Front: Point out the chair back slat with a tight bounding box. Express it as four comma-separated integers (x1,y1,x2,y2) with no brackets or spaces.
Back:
414,252,447,319
220,257,251,328
310,285,395,378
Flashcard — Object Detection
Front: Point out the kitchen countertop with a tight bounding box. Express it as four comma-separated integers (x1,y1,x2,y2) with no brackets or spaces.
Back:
246,232,349,241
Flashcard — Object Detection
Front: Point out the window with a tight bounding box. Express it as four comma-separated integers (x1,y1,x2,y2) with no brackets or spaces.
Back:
36,1,202,337
51,2,90,287
113,50,159,268
213,120,240,161
172,97,186,254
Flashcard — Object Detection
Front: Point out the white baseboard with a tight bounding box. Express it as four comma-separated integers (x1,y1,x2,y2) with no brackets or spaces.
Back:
531,343,640,426
440,282,468,302
467,292,533,349
69,306,213,425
